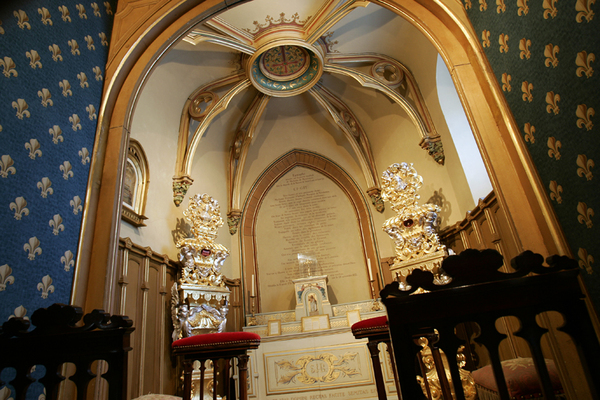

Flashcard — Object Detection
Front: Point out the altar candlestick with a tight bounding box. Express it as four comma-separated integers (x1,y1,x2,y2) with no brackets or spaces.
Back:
251,274,255,297
367,259,373,281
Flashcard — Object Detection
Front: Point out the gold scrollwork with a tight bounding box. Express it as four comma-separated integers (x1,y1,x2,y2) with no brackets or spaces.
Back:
276,353,361,385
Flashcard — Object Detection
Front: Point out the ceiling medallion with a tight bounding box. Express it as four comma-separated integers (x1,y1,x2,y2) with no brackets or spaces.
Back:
249,43,323,98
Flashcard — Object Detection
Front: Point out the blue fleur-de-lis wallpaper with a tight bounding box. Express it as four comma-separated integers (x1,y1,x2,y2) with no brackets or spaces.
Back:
0,0,117,332
463,0,599,308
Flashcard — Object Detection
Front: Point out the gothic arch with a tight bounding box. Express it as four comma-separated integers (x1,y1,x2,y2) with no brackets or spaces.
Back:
239,149,382,311
75,0,568,313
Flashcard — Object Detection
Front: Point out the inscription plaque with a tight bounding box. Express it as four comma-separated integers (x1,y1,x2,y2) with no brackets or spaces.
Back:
256,167,370,312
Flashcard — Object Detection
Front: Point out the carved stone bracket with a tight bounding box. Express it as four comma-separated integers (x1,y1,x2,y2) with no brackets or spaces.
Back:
173,175,194,206
420,136,445,165
227,209,242,235
367,187,385,213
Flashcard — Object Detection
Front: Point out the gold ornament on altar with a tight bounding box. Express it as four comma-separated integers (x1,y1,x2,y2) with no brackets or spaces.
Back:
171,193,231,339
381,163,445,262
381,163,449,286
177,193,229,287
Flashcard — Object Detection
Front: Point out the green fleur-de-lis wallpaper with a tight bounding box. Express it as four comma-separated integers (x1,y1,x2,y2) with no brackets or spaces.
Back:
464,0,599,307
0,0,116,331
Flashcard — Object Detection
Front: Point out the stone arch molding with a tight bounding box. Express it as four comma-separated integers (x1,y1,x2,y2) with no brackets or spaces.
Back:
76,0,569,313
239,149,381,312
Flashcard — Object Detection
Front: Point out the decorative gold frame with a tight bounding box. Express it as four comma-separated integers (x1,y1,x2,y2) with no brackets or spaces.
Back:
121,139,149,227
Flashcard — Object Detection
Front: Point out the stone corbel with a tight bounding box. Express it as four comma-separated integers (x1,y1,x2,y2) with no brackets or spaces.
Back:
227,210,243,235
367,187,385,213
172,175,193,206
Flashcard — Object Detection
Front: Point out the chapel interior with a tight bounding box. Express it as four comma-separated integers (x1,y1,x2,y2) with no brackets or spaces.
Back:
1,0,598,399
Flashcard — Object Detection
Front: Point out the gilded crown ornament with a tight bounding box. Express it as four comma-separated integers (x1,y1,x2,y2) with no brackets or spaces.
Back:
172,193,230,339
381,163,449,287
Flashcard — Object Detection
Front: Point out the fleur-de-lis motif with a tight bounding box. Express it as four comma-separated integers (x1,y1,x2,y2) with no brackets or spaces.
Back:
77,72,89,88
59,79,72,96
543,0,558,18
60,161,73,180
70,114,82,131
496,0,506,12
576,104,595,130
479,30,490,48
576,0,595,22
49,214,64,235
70,195,82,214
498,33,509,53
37,177,53,197
10,196,29,220
99,32,108,46
24,237,42,260
68,39,80,55
549,180,563,203
546,92,560,114
524,122,535,143
10,305,28,320
49,125,63,144
1,155,16,178
501,73,512,91
103,1,114,15
37,275,55,299
0,56,18,77
544,44,559,67
61,250,75,271
0,264,15,291
25,139,42,159
521,81,533,102
58,6,71,22
14,10,31,30
38,7,52,25
577,154,594,180
48,44,63,62
576,51,595,77
547,137,561,160
578,248,594,274
577,202,594,228
519,38,531,59
93,66,103,81
12,99,30,119
76,4,88,19
79,147,90,164
38,88,53,107
84,35,95,51
517,0,529,15
465,0,473,9
479,0,488,11
91,3,101,17
86,104,97,120
25,50,42,69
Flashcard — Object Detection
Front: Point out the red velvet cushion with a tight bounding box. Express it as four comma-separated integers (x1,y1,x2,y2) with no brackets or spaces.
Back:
351,316,388,332
172,331,261,349
471,357,563,399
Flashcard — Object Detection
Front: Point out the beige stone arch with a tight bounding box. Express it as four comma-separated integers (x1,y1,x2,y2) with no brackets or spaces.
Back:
73,0,569,314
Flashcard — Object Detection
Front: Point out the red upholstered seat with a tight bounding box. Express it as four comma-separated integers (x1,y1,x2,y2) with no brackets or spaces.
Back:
471,357,564,400
172,331,261,349
172,331,261,400
351,316,388,333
